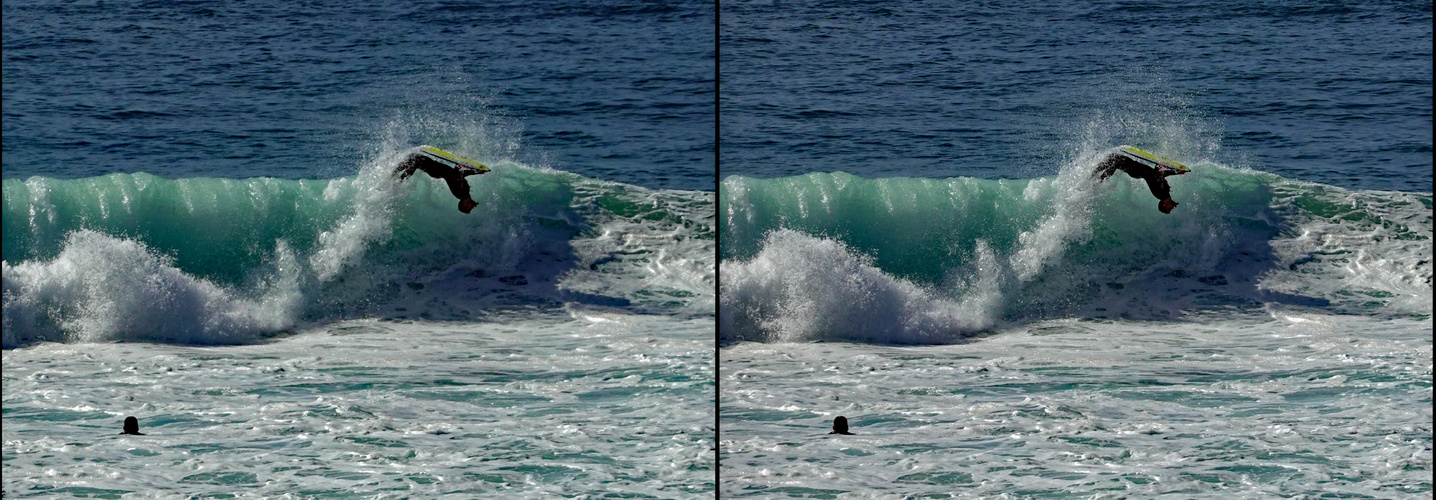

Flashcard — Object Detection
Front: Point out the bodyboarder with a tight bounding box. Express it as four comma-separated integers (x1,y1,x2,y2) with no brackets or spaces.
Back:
1093,148,1188,214
394,148,487,214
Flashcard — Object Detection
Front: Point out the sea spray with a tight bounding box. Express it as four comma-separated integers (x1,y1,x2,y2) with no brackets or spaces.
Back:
1009,148,1104,282
310,151,404,283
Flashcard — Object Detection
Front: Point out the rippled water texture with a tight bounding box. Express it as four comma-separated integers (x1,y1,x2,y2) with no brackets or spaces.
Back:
5,315,714,498
721,1,1431,192
3,0,714,189
721,315,1430,498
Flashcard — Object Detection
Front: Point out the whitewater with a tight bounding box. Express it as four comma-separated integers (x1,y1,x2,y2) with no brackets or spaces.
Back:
718,152,1431,497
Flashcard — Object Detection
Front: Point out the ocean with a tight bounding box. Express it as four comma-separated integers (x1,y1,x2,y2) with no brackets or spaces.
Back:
718,1,1431,498
2,0,714,498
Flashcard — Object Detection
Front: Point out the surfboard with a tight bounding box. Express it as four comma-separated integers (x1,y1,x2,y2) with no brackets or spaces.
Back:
417,145,490,174
1117,145,1190,174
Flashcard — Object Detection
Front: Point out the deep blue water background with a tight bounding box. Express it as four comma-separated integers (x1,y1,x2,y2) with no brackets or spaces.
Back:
3,0,714,190
720,0,1432,192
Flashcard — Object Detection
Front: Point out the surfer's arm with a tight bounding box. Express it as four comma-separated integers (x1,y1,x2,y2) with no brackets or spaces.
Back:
1158,165,1188,177
1141,172,1173,201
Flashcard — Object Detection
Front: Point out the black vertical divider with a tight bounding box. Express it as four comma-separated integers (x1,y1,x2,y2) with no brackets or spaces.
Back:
712,0,722,496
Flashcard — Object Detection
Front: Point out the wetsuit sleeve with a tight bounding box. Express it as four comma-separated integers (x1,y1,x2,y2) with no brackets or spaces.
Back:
1093,154,1123,180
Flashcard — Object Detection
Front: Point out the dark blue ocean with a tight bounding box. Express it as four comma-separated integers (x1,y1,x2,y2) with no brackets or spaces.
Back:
4,1,715,498
721,1,1431,192
4,0,713,188
719,2,1431,498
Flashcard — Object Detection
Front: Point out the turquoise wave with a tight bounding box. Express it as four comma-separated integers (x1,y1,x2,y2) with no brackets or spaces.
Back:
3,163,714,347
719,165,1431,343
4,167,574,282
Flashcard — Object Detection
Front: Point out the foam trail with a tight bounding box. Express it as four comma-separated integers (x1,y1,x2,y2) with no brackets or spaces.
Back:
563,184,717,315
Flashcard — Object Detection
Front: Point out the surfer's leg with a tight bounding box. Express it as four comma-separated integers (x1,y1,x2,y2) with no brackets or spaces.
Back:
396,155,453,181
1093,155,1122,181
395,155,422,180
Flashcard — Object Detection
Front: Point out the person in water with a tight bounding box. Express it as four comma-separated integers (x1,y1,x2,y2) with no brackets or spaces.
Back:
394,150,486,213
1093,151,1187,214
121,416,145,435
829,416,854,435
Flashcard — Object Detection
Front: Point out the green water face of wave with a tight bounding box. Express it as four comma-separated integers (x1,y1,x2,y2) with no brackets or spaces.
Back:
2,167,580,285
2,165,716,347
718,166,1431,342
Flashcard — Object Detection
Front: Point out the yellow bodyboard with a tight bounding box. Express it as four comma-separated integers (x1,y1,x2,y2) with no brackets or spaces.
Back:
1117,145,1190,173
417,145,490,174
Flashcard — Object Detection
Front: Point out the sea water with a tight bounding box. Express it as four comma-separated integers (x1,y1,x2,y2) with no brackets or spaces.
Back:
719,1,1430,498
3,0,714,497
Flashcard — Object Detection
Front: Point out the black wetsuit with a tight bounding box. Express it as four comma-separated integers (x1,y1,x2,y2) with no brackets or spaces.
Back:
395,154,475,202
1094,153,1174,201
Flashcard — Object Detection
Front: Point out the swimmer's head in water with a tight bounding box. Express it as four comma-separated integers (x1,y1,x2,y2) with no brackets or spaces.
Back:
830,416,853,435
121,416,145,435
459,198,478,214
1159,199,1179,214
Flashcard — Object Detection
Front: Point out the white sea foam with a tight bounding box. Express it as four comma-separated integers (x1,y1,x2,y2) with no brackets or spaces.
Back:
2,314,715,498
2,230,301,348
719,315,1432,498
563,184,716,315
720,229,1000,343
309,148,404,283
1009,148,1104,282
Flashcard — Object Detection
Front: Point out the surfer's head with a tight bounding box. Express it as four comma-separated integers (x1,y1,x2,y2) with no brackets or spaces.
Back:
1158,199,1178,214
459,198,478,214
830,416,853,435
121,416,145,435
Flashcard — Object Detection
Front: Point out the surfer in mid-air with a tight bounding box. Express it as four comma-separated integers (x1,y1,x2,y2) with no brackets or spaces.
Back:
1093,147,1188,214
394,148,487,214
